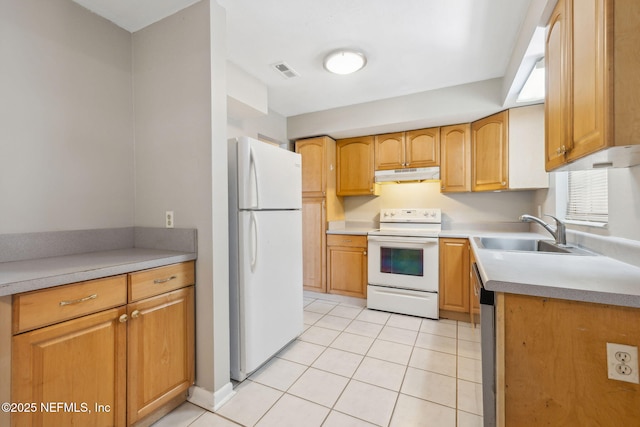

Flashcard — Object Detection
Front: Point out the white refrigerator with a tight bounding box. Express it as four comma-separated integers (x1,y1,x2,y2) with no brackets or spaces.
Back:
228,136,303,381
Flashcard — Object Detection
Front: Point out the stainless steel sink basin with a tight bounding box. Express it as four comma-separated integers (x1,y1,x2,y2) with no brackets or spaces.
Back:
475,237,593,255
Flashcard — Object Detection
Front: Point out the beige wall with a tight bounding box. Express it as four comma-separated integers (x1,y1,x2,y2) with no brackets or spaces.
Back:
0,0,134,233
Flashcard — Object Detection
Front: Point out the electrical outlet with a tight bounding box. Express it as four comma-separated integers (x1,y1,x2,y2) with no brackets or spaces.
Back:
606,343,639,384
165,211,174,229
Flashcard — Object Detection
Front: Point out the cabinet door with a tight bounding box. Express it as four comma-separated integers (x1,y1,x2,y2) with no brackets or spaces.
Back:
568,0,608,161
327,239,367,299
127,286,194,425
336,136,375,196
406,127,440,167
296,137,327,197
472,111,509,191
440,124,471,193
374,132,404,170
12,307,127,427
545,0,570,171
469,249,480,325
439,238,470,313
302,197,326,293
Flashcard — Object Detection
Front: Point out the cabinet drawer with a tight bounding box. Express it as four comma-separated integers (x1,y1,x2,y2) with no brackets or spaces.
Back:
128,261,195,302
12,275,127,334
327,234,367,248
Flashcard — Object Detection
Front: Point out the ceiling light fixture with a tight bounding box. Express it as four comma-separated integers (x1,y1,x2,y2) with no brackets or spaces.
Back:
323,49,367,75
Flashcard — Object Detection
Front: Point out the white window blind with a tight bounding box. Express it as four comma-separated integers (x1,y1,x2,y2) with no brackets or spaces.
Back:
566,170,608,223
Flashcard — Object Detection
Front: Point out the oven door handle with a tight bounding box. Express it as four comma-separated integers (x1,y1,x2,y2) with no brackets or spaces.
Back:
367,235,438,244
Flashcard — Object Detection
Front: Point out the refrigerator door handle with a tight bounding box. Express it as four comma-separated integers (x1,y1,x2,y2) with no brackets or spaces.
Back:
249,147,260,209
250,212,258,272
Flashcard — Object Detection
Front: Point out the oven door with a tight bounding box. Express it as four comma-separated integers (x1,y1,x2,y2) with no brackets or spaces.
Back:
367,235,438,292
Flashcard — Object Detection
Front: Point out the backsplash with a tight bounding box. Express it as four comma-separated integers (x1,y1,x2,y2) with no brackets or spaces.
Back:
343,181,537,227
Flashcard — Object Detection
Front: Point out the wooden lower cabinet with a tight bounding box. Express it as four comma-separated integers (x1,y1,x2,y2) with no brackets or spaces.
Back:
439,238,470,318
10,262,195,427
127,286,194,425
302,197,327,292
469,248,480,325
12,307,127,427
326,234,367,298
497,293,640,426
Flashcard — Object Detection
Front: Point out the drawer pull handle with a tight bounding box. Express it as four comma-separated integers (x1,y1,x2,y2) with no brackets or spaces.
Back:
59,293,97,307
154,275,177,284
131,310,141,319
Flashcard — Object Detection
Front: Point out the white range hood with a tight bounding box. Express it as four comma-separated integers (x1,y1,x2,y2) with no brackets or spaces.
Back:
374,167,440,183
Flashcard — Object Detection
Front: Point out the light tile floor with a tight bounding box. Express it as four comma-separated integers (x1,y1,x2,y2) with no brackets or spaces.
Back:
153,293,483,427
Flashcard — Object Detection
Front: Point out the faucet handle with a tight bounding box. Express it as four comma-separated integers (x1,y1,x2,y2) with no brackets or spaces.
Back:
544,215,567,245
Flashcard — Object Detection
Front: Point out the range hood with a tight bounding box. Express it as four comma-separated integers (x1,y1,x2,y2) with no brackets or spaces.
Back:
374,167,440,183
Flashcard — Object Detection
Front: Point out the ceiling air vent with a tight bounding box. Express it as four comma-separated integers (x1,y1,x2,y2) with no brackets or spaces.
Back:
272,62,300,79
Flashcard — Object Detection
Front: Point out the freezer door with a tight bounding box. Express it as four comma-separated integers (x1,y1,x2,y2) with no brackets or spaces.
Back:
236,136,302,210
237,209,303,378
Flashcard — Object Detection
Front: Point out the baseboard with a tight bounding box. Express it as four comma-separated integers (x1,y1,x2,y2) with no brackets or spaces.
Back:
188,383,235,412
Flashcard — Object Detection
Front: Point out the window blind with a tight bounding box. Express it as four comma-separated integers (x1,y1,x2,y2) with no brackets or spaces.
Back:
566,170,608,223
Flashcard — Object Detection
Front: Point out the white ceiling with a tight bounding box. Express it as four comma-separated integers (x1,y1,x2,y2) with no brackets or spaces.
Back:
73,0,536,118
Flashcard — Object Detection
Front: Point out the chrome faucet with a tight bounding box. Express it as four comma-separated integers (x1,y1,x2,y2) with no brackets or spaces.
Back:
519,214,566,245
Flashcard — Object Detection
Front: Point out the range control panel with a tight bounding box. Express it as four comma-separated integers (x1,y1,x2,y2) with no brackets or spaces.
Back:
379,208,442,223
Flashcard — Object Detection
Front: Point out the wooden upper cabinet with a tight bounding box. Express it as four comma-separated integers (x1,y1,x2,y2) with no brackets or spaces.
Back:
405,128,440,168
296,136,330,197
545,0,640,170
471,110,509,191
568,0,607,161
336,136,375,196
440,124,471,193
374,128,440,170
375,132,404,170
545,0,569,171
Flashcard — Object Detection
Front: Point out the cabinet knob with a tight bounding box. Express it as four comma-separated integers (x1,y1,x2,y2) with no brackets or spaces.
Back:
131,310,141,319
363,251,367,256
501,182,506,186
119,314,128,323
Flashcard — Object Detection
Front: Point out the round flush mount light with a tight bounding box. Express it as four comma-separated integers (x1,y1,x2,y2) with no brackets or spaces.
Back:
323,49,367,75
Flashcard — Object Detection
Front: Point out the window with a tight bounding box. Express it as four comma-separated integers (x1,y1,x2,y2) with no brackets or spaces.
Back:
565,169,608,224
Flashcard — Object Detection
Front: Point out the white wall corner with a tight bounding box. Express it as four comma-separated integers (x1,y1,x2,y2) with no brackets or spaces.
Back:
227,61,268,119
188,384,236,412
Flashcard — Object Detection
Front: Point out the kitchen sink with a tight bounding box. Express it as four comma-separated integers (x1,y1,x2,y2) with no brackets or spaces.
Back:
474,237,594,255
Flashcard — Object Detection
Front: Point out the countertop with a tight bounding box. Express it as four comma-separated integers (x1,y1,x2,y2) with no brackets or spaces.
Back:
0,227,197,297
0,248,196,297
468,234,640,308
326,220,375,236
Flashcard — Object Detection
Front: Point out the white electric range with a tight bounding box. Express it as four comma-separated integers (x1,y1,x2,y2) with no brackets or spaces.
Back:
367,208,441,319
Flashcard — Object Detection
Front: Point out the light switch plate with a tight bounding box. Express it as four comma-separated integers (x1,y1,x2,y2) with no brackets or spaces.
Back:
606,343,639,384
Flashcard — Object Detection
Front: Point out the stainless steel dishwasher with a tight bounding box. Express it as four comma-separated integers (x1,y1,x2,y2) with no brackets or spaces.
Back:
473,262,495,427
